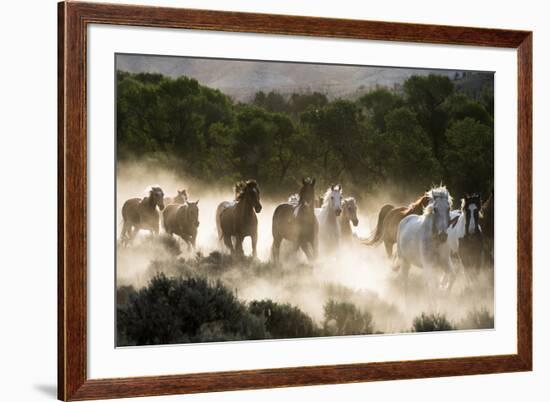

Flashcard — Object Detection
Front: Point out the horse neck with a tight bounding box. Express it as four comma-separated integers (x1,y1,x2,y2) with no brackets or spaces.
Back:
339,215,352,236
235,195,254,219
143,195,156,210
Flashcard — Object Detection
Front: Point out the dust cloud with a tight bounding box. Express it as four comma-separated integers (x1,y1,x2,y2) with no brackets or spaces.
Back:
116,162,494,334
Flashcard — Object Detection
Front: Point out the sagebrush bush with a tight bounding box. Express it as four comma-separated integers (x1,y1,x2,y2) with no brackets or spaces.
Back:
322,300,375,336
117,273,266,346
458,308,494,330
249,299,320,339
411,313,454,332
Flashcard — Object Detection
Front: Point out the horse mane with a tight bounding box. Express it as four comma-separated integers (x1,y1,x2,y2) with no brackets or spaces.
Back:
406,193,429,214
423,186,453,215
235,179,258,200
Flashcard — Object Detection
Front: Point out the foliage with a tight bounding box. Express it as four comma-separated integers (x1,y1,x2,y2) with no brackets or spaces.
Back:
458,308,494,330
117,273,266,345
249,299,320,338
322,300,375,336
411,312,455,332
117,71,493,198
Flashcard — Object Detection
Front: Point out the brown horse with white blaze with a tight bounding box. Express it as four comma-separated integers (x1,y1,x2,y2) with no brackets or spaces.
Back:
120,186,165,245
216,180,262,257
363,192,430,258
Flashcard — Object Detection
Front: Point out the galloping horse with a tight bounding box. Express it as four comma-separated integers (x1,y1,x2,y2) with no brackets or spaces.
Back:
164,189,187,206
120,186,165,245
448,194,483,279
395,186,455,291
216,180,262,257
271,178,318,263
163,200,200,250
315,185,343,253
363,193,430,258
339,197,359,242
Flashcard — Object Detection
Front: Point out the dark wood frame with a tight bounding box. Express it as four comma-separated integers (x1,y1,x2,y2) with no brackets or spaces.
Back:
58,1,532,400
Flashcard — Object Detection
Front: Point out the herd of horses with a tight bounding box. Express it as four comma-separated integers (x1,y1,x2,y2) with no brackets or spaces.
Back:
119,178,493,292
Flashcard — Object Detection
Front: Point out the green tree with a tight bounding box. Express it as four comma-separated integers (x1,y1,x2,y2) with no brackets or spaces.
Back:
404,74,454,157
359,88,403,133
376,107,442,188
443,118,493,197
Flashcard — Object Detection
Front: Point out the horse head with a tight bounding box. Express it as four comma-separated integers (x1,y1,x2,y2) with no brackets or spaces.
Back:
462,193,482,236
299,177,316,208
149,186,165,210
238,180,262,213
323,184,343,216
343,197,359,226
427,186,452,243
175,189,188,204
187,200,200,227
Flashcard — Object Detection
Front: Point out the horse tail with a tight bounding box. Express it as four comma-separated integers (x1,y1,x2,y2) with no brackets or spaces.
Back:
362,204,394,246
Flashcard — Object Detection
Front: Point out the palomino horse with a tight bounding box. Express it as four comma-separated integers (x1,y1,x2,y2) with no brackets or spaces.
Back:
163,200,200,250
395,186,455,292
164,189,187,206
447,194,483,279
315,185,343,253
271,178,318,263
120,186,165,245
216,180,262,257
339,197,359,242
363,192,430,258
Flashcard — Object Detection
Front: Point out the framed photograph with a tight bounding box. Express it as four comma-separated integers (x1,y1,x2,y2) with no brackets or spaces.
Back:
58,1,532,400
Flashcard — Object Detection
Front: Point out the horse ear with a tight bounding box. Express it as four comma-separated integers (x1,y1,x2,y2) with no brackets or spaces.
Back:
195,199,199,205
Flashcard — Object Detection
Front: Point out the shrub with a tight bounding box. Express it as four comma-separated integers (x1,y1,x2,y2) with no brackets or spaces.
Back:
411,313,454,332
117,273,265,346
249,299,320,339
458,308,494,330
322,300,375,336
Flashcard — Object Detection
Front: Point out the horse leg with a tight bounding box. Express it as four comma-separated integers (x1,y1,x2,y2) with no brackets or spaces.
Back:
223,234,234,254
384,239,394,258
251,230,258,259
271,236,282,263
235,235,245,257
120,221,131,245
301,242,314,262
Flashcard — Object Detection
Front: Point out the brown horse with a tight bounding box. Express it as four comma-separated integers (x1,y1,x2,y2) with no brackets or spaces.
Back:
271,178,318,263
339,197,359,242
164,189,187,206
163,200,200,249
120,186,165,245
216,180,262,257
363,193,430,257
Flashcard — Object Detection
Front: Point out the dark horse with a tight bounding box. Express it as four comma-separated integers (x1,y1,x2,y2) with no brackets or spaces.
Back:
271,178,318,263
458,194,484,278
363,192,430,258
163,200,200,249
120,186,165,245
216,180,262,257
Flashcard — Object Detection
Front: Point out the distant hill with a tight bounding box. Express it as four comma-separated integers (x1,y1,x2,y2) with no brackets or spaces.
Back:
116,54,492,102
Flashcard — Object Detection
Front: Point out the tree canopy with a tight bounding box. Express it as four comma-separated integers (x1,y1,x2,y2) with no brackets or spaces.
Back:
117,71,493,199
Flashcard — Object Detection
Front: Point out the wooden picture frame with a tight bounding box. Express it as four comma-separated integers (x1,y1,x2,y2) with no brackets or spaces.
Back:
58,1,532,400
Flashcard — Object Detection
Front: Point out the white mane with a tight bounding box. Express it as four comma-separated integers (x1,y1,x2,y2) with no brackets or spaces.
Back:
423,186,453,215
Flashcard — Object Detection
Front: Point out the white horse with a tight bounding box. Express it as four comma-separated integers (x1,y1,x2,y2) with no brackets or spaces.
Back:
395,186,456,292
315,185,343,253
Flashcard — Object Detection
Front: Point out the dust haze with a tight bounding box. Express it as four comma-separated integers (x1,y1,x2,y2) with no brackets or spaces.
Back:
116,162,494,335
